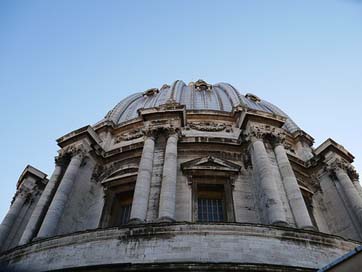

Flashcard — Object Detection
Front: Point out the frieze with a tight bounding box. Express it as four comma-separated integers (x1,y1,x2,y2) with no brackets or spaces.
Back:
189,121,229,132
115,129,143,143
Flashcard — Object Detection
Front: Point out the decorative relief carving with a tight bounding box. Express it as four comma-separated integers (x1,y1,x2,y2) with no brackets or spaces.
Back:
143,88,159,97
245,93,261,103
142,126,180,139
91,162,138,183
158,99,181,110
115,129,143,143
189,121,230,132
189,79,212,91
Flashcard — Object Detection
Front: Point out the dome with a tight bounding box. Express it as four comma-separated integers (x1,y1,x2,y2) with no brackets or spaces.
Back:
104,80,300,133
1,79,361,272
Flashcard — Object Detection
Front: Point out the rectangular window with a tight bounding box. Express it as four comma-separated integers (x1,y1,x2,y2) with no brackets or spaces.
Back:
197,198,224,222
111,190,133,226
196,184,226,222
118,203,132,225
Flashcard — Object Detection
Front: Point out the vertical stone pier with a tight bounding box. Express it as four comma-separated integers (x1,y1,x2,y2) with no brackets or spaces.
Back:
37,150,84,238
129,134,155,223
158,131,179,221
0,189,28,251
332,162,362,227
250,134,287,226
19,157,64,245
274,141,313,229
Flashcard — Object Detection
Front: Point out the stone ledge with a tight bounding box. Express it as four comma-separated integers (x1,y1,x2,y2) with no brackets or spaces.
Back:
0,223,360,272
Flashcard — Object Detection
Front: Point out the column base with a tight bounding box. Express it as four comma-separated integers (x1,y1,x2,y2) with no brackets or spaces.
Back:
301,225,316,231
272,220,289,227
128,218,146,225
156,216,176,223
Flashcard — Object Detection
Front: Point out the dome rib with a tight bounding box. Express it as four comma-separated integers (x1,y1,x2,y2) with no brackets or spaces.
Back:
104,81,300,133
109,93,143,123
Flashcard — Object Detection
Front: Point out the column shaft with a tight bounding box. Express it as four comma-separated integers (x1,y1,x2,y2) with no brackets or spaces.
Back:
252,139,287,225
335,168,362,227
353,180,362,198
19,164,63,245
129,136,155,223
274,144,314,229
158,134,178,221
0,191,27,251
37,154,83,238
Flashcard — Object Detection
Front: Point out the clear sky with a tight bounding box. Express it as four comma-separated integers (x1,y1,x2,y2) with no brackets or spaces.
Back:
0,0,361,220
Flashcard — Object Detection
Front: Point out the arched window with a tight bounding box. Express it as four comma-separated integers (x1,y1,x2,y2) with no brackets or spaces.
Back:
99,165,138,227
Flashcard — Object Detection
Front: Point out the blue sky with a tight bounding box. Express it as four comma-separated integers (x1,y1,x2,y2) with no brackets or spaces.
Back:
0,0,361,220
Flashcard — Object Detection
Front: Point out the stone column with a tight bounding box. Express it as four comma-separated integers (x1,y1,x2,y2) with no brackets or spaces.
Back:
274,143,314,229
353,180,362,198
18,156,64,245
334,164,362,227
251,136,287,225
129,134,155,223
0,189,28,251
158,132,179,221
37,150,84,238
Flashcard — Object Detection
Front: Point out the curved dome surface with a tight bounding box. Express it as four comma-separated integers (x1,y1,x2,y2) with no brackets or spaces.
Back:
105,80,299,133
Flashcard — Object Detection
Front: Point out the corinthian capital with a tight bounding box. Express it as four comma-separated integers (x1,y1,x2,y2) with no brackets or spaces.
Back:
59,144,88,159
246,123,285,145
54,153,67,166
329,158,349,172
164,127,180,139
142,128,158,139
325,158,359,181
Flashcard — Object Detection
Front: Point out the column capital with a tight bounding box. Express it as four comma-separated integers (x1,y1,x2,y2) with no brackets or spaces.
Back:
11,187,30,205
326,158,359,181
246,123,285,145
54,154,67,167
141,128,158,140
59,144,88,159
164,127,180,139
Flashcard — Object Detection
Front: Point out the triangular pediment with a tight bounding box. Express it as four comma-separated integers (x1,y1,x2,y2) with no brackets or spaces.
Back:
181,156,241,174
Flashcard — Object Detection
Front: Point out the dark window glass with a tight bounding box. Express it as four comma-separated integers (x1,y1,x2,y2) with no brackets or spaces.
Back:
198,198,224,222
119,203,132,225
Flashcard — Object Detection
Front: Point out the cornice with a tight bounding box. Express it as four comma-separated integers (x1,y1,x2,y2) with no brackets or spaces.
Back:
315,138,354,163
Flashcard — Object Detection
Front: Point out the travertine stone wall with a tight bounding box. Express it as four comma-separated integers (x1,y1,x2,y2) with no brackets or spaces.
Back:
56,157,103,235
311,191,330,233
0,224,359,271
232,169,259,223
319,173,361,241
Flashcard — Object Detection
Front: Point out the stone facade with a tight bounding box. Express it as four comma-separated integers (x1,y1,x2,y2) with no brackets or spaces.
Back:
0,80,361,271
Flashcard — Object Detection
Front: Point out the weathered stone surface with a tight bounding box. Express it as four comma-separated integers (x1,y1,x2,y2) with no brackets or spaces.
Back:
1,81,361,271
0,224,359,271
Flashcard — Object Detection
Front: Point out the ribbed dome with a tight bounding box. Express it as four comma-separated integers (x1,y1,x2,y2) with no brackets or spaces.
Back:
105,80,299,133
